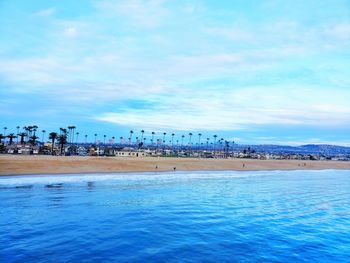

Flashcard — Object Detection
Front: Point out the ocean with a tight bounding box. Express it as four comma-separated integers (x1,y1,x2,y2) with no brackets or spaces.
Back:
1,170,350,262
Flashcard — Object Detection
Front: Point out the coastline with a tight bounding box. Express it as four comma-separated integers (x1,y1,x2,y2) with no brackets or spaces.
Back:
1,155,350,176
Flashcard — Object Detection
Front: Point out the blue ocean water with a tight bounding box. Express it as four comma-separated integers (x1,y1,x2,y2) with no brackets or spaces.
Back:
0,170,350,262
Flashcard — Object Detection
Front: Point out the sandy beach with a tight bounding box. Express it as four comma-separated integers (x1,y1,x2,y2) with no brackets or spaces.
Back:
0,155,349,176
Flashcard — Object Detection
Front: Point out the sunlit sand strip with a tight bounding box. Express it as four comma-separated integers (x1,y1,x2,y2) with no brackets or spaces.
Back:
1,155,350,176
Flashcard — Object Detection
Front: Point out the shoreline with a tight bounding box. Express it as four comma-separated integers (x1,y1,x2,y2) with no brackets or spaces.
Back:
1,168,349,179
1,155,350,176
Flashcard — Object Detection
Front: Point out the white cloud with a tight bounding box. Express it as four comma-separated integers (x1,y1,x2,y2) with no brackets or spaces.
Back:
34,8,55,17
64,26,78,38
324,23,350,41
204,27,255,42
95,0,169,28
95,86,350,131
1,0,350,144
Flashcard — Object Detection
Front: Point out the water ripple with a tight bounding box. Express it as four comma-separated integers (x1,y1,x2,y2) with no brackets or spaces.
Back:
1,170,350,262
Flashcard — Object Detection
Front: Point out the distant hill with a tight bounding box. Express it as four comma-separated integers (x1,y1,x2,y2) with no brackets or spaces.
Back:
230,144,350,155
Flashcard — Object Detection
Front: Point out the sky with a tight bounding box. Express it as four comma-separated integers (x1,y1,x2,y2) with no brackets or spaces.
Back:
0,0,350,146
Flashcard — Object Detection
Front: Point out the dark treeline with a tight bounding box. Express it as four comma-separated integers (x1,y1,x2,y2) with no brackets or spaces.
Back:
0,125,233,157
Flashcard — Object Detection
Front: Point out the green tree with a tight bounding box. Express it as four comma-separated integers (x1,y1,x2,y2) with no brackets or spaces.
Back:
141,130,145,146
129,130,134,145
49,132,58,155
18,132,26,144
29,135,38,146
151,132,155,146
213,135,218,156
188,133,193,154
58,133,67,155
7,133,17,145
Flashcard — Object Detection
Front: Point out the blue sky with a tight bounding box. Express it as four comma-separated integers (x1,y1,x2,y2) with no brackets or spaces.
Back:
1,0,350,145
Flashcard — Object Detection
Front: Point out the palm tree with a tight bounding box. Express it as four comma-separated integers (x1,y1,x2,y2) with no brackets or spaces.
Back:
67,126,76,143
16,126,20,142
129,130,134,145
76,132,79,143
171,133,175,149
32,125,38,136
7,133,17,145
141,130,145,144
67,126,73,142
198,133,202,146
84,134,88,144
137,132,142,148
27,126,33,137
206,138,210,151
41,130,46,143
58,133,67,155
29,135,38,146
112,136,115,144
120,136,124,145
18,132,26,144
181,135,185,147
25,126,31,137
103,135,106,144
162,132,166,148
3,127,7,143
49,132,58,155
24,126,32,142
71,126,76,144
224,140,230,158
188,133,193,155
59,127,67,135
23,126,28,140
151,132,155,146
213,135,218,157
218,139,223,152
94,133,98,144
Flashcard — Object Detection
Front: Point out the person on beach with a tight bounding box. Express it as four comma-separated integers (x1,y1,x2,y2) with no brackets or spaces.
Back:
173,167,176,171
243,163,245,168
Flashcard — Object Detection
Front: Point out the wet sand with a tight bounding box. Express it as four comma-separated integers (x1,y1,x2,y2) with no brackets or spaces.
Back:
0,155,349,176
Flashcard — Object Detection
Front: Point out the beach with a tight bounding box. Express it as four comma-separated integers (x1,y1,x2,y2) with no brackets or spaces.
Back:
0,155,349,176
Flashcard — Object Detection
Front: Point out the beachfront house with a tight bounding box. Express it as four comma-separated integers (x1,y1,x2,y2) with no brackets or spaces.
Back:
115,150,147,157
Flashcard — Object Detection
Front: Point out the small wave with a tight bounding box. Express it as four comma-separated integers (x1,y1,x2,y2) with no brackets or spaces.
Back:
0,170,348,187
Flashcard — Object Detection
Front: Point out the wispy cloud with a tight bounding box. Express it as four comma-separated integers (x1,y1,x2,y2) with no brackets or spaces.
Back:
95,86,350,131
64,26,78,38
1,0,350,145
34,8,55,17
95,0,169,28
